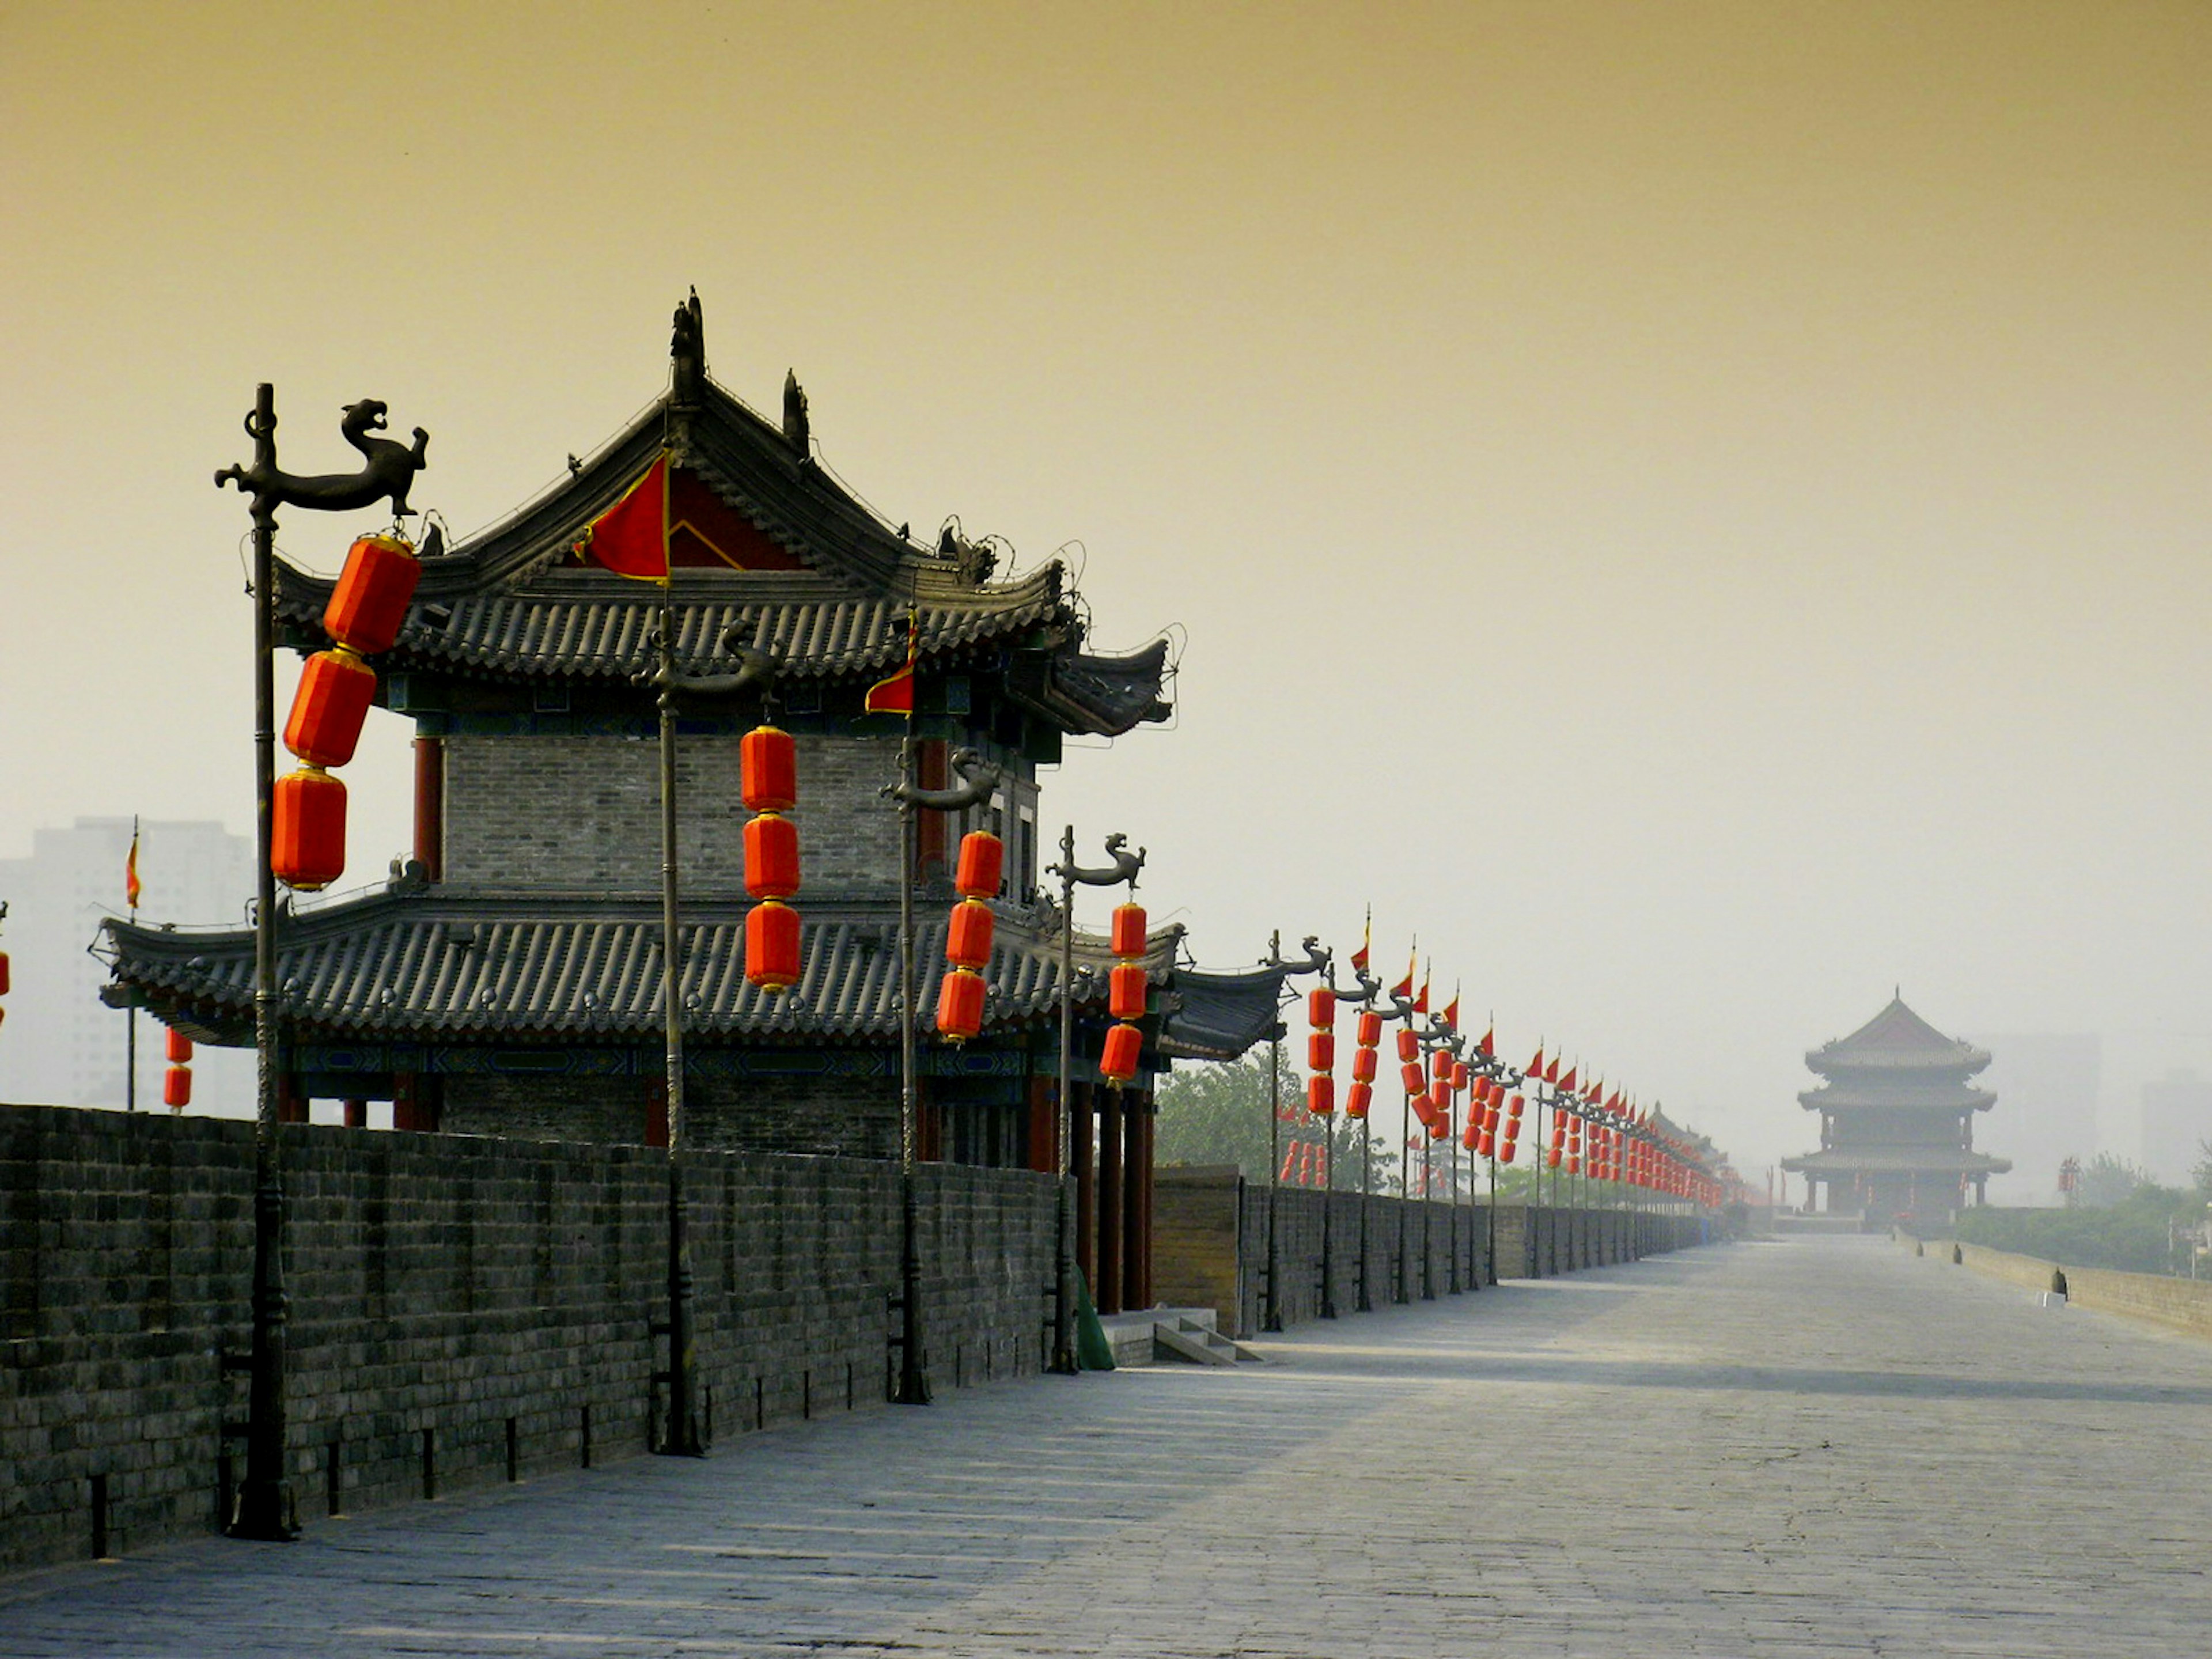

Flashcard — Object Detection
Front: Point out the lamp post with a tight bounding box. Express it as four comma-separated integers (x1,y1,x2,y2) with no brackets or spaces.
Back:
886,743,1000,1403
1326,953,1377,1320
638,608,775,1457
1260,934,1327,1332
216,384,429,1541
1047,828,1144,1372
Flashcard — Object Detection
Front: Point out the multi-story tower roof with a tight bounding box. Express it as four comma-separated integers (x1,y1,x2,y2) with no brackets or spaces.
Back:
1782,995,2011,1223
98,299,1282,1233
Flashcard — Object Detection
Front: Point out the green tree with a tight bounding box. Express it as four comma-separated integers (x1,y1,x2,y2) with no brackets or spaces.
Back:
2077,1152,2150,1208
1155,1050,1400,1191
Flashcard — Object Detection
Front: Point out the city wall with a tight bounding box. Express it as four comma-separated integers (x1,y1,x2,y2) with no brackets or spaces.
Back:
1154,1166,1710,1339
0,1104,1056,1575
1897,1230,2212,1342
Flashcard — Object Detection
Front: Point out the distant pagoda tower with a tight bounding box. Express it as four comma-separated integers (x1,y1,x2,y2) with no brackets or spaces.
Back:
1782,994,2011,1224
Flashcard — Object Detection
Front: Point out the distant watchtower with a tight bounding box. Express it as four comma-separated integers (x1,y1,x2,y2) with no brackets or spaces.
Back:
1782,995,2012,1225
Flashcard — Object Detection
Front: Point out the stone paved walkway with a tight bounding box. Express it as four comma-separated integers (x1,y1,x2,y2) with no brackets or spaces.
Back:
6,1234,2211,1657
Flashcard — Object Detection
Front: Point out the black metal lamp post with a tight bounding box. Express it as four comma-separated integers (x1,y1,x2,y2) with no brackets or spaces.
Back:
217,385,430,1541
1046,829,1144,1372
637,608,775,1458
885,742,1000,1404
1259,934,1327,1332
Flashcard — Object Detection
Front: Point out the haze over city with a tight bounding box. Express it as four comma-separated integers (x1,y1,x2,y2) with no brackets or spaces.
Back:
3,2,2207,1184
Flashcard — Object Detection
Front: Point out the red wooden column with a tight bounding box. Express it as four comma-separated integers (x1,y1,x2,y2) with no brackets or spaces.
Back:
1027,1073,1057,1174
1097,1086,1124,1315
1072,1082,1096,1291
342,1099,367,1128
1122,1089,1146,1309
412,736,444,881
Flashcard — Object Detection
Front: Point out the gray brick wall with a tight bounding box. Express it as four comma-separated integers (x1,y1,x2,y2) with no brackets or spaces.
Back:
441,732,903,892
0,1105,1056,1575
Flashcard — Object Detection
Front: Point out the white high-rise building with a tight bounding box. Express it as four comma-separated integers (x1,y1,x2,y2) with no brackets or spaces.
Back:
0,817,255,1116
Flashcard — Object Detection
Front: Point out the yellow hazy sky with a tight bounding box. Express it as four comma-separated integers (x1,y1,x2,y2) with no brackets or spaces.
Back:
3,2,2208,1179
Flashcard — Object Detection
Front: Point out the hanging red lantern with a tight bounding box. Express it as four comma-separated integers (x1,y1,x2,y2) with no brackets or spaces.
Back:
1499,1133,1519,1165
954,830,1003,899
1110,902,1147,959
162,1066,192,1108
1351,1046,1378,1084
0,949,10,996
272,766,347,890
1308,1031,1336,1073
741,725,797,813
1395,1028,1419,1064
937,965,986,1040
1400,1060,1426,1096
165,1029,192,1063
282,648,377,770
1450,1059,1469,1093
1099,1020,1142,1084
1345,1080,1373,1120
744,811,801,900
1462,1113,1480,1151
1308,1075,1335,1116
323,534,421,657
1109,961,1148,1021
1431,1047,1452,1082
1357,1009,1382,1048
946,899,995,970
1308,986,1335,1029
745,897,802,989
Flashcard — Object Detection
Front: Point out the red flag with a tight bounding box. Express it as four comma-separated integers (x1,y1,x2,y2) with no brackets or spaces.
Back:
124,820,142,912
864,611,919,715
581,453,670,579
1350,907,1371,976
1478,1024,1495,1059
1413,972,1430,1016
1441,994,1460,1033
1559,1064,1578,1092
1391,949,1415,1002
1527,1045,1545,1079
1544,1054,1560,1085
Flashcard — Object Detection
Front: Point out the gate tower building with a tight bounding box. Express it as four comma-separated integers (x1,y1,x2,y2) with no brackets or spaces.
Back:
1782,994,2010,1225
99,297,1283,1312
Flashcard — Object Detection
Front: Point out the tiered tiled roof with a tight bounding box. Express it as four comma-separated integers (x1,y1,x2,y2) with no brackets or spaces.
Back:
268,377,1171,736
99,881,1281,1062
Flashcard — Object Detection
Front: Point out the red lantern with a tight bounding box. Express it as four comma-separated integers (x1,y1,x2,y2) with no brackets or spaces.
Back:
1508,1093,1525,1122
1100,1021,1142,1084
1308,1031,1335,1073
1546,1146,1562,1169
162,1066,191,1108
946,899,995,970
954,831,1003,899
1345,1080,1373,1120
1395,1028,1419,1064
1429,1077,1450,1117
743,810,801,900
1308,1075,1335,1116
272,766,347,890
283,647,377,768
937,966,986,1040
323,534,421,657
1357,1009,1382,1048
1499,1135,1518,1165
1462,1115,1480,1151
1399,1060,1426,1096
1109,961,1148,1021
1450,1060,1469,1092
1351,1046,1378,1084
0,950,9,996
1431,1048,1452,1082
740,725,798,813
165,1028,192,1063
745,898,802,989
1307,986,1335,1029
1110,902,1147,958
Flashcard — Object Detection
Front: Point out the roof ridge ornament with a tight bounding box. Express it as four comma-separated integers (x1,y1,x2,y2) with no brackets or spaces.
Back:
671,287,706,406
782,369,810,454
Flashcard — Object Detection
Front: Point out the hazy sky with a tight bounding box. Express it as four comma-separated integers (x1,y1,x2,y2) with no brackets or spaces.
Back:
3,2,2207,1184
